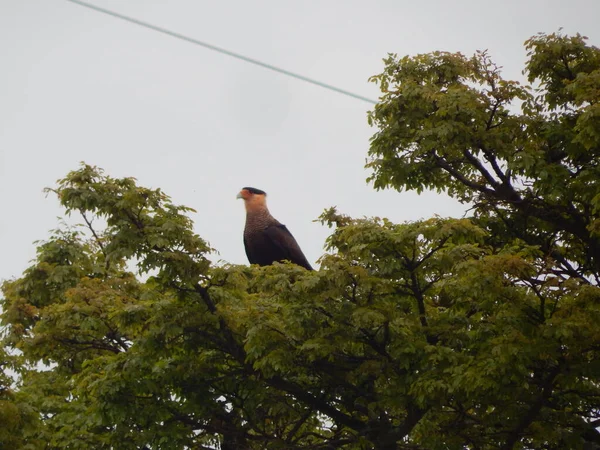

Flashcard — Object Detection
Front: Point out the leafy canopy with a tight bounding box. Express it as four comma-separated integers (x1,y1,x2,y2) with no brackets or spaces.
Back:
2,31,600,449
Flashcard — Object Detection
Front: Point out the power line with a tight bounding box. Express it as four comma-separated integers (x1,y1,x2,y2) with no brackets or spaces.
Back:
66,0,378,105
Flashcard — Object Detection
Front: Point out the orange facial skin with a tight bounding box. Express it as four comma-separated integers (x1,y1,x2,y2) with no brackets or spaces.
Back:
237,188,267,211
237,188,252,200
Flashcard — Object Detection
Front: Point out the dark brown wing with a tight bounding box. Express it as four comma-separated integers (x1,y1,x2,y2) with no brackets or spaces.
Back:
263,224,313,270
243,235,259,266
244,231,278,266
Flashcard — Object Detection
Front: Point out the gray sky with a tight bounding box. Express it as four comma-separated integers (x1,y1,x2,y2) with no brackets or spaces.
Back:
1,0,599,281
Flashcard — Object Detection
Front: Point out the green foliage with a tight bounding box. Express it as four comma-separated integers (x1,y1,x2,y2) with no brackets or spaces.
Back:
2,31,600,449
368,32,600,278
0,346,43,449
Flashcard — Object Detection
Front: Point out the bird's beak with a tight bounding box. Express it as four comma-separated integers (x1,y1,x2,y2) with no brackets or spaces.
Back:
236,192,243,199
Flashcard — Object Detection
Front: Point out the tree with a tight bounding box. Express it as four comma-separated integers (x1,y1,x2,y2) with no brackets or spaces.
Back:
0,346,42,449
1,31,599,449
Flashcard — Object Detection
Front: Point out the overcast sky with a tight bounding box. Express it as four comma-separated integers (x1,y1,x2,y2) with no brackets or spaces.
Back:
1,0,599,281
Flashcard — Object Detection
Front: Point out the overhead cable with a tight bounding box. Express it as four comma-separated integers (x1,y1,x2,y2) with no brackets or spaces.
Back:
66,0,378,105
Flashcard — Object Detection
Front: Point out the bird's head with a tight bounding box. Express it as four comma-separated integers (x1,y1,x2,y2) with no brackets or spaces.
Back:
237,187,268,211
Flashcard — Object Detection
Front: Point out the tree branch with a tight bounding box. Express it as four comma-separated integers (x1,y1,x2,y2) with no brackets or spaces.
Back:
266,375,365,431
500,364,561,449
287,406,316,444
462,149,502,189
80,210,110,271
431,151,496,195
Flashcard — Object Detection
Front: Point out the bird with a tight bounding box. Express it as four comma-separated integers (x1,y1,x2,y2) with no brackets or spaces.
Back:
237,187,313,270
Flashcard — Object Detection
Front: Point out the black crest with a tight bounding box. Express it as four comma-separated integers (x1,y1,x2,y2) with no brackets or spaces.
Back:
243,187,267,196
